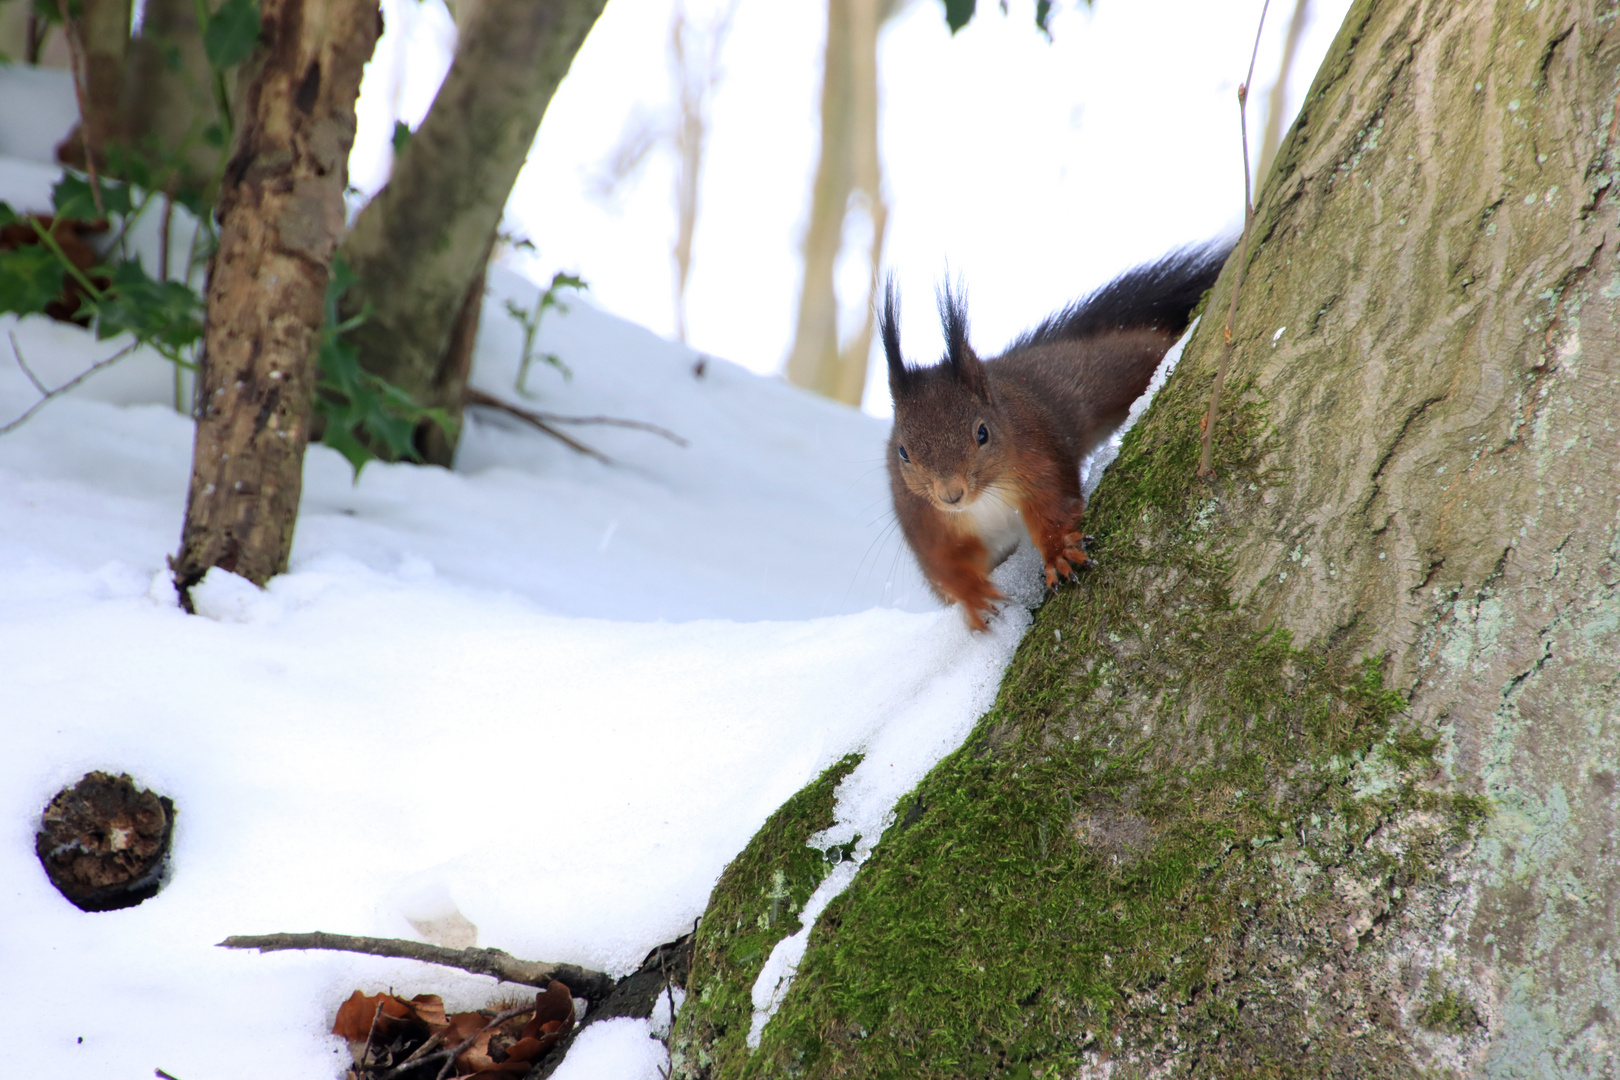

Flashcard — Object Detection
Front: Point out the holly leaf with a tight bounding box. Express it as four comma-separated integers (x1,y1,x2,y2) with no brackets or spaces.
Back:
0,243,68,317
90,261,204,347
205,0,262,70
51,173,132,221
943,0,975,33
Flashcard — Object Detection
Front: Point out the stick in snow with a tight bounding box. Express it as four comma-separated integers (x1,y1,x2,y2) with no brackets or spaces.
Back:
218,932,615,999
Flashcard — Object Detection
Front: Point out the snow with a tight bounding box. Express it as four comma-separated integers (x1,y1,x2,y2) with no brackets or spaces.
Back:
0,73,1044,1078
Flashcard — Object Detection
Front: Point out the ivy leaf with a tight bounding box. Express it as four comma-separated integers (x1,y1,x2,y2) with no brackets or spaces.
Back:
205,0,262,71
942,0,975,33
391,121,413,156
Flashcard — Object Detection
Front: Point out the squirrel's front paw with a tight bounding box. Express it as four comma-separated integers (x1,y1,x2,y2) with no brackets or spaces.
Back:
953,580,1005,633
1043,533,1092,586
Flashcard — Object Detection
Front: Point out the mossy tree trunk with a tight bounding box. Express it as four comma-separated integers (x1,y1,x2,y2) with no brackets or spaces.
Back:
675,1,1620,1076
336,0,607,467
172,0,379,601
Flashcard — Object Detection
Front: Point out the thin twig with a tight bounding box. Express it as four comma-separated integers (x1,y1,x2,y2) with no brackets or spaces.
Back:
218,931,615,998
358,999,387,1073
366,1001,537,1080
54,0,105,219
154,1070,184,1080
467,387,687,447
159,195,175,283
463,389,612,464
2,336,139,435
1198,0,1271,479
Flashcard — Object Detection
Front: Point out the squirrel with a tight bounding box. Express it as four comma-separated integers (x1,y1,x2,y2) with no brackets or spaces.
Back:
883,245,1231,631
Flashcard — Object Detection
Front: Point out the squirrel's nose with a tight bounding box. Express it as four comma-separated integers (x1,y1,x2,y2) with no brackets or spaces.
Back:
938,484,965,505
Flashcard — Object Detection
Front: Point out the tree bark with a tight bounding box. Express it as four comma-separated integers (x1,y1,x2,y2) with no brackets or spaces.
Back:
337,0,607,467
675,1,1620,1076
171,0,380,601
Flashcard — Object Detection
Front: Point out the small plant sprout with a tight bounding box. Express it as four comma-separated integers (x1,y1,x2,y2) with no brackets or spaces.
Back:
506,271,587,397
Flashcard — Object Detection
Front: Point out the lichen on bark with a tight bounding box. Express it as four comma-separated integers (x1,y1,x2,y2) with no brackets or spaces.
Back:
675,1,1620,1076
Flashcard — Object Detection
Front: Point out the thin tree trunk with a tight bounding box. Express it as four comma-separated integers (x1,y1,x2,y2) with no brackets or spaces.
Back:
51,0,131,168
171,0,380,603
116,0,229,198
337,0,608,467
785,0,894,408
1256,0,1311,187
676,1,1620,1075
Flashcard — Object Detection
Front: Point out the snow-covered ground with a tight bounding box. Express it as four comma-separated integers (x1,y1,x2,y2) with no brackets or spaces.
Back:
0,70,1048,1078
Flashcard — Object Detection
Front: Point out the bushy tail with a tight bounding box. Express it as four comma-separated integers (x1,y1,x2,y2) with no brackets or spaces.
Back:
1010,242,1233,349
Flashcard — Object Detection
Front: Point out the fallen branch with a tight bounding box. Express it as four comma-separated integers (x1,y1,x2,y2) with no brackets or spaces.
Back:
218,932,615,1000
466,388,689,466
1,334,139,435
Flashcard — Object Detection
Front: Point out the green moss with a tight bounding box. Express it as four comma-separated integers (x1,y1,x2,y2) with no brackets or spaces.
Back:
1417,988,1483,1035
717,364,1485,1078
671,753,862,1080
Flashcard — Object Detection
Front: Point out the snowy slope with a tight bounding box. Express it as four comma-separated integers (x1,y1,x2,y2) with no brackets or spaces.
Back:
0,118,1041,1077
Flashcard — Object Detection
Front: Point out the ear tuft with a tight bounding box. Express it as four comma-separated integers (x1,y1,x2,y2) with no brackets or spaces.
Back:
883,275,908,394
937,278,987,397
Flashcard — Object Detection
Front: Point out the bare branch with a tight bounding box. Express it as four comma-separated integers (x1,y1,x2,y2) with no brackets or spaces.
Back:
469,387,687,446
1,336,140,436
1198,0,1271,479
54,0,106,219
217,931,614,999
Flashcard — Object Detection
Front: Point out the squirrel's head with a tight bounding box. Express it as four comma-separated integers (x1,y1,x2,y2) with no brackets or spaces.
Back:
882,278,1010,512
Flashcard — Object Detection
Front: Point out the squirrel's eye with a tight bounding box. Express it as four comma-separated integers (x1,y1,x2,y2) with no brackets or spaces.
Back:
976,423,989,446
897,445,910,463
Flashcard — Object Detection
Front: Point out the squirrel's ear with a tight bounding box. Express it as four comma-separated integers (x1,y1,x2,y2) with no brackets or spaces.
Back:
883,276,908,396
938,281,987,398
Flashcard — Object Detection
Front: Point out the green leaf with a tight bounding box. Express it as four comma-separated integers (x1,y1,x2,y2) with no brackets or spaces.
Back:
942,0,975,33
1035,0,1053,36
0,243,67,318
51,173,133,221
90,261,205,348
391,121,413,156
0,202,18,228
205,0,262,71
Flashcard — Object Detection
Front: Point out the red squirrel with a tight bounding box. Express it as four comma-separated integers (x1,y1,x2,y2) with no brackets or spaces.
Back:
884,246,1230,630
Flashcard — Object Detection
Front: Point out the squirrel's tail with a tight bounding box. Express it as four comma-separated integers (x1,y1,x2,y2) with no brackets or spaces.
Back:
1011,242,1233,349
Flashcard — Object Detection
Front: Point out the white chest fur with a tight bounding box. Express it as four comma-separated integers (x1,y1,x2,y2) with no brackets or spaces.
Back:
963,487,1026,568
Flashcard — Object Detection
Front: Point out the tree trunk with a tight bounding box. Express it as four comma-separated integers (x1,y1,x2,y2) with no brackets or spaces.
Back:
116,0,230,198
337,0,607,467
673,1,1620,1076
783,0,893,408
171,0,380,602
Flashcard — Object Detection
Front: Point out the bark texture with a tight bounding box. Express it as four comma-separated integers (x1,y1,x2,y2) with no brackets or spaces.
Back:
675,1,1620,1076
337,0,607,466
172,0,379,598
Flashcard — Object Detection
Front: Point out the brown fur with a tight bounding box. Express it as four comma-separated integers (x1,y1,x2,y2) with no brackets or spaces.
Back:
884,248,1228,629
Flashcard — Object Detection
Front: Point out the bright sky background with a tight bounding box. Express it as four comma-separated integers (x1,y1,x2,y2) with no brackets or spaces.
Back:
351,0,1353,416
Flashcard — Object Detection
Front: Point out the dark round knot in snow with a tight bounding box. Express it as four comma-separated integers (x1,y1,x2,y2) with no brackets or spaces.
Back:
35,772,175,912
